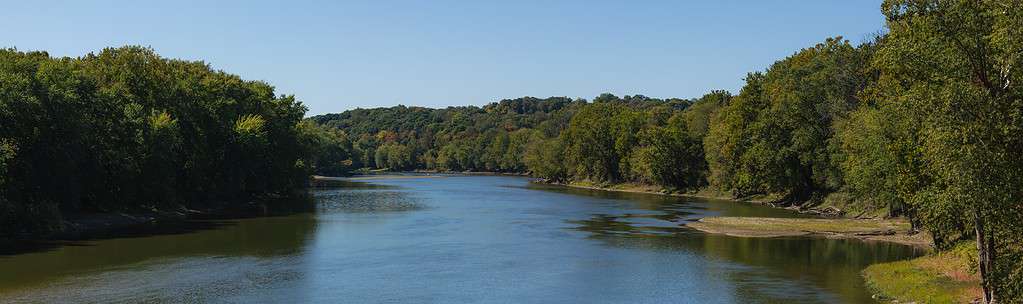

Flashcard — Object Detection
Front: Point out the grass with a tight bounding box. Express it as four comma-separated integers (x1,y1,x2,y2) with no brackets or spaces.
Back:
863,243,981,303
686,216,933,247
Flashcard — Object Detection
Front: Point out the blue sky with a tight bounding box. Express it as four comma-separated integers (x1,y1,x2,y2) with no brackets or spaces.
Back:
2,0,884,115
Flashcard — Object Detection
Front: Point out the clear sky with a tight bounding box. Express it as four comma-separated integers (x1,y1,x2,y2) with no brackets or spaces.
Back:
2,0,885,115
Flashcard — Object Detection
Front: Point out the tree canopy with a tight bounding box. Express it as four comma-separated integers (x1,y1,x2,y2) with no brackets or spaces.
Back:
0,47,345,236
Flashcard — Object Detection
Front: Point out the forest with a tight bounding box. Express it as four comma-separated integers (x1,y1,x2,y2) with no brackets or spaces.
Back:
0,46,347,236
0,0,1019,302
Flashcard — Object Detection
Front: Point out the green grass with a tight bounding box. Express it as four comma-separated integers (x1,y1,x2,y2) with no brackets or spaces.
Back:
863,243,981,303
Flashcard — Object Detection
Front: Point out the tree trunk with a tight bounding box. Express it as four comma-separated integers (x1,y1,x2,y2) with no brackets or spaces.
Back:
975,211,997,304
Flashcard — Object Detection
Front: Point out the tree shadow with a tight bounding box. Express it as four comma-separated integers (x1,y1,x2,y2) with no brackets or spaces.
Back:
0,219,236,257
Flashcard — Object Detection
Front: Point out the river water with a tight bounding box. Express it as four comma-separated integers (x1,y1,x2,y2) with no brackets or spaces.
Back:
0,175,923,303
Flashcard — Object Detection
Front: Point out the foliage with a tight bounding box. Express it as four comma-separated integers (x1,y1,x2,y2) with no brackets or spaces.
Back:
523,135,568,182
631,114,707,190
296,120,354,176
0,46,321,236
704,37,875,201
835,1,1023,302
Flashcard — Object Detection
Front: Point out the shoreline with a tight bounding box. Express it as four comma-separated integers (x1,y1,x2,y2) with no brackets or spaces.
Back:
411,170,530,176
544,181,844,216
863,243,981,303
3,193,313,244
542,180,932,248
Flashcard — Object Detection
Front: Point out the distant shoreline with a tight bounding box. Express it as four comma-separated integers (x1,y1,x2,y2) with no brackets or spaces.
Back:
538,180,932,248
540,180,850,216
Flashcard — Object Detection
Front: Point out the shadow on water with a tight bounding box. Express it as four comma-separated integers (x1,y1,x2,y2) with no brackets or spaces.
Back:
590,231,920,303
0,194,322,294
1,193,319,257
310,178,399,190
0,180,425,295
525,182,811,219
0,220,234,257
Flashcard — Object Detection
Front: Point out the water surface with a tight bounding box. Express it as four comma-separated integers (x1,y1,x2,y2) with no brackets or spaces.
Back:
0,176,923,303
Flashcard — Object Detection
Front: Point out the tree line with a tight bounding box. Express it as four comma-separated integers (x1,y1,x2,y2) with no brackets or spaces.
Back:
0,46,346,236
311,1,1021,301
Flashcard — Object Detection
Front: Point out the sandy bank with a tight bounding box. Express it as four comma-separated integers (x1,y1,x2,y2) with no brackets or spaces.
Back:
685,217,932,248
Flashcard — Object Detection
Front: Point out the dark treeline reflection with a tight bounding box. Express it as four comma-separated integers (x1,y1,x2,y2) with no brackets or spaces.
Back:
561,188,923,304
0,198,318,293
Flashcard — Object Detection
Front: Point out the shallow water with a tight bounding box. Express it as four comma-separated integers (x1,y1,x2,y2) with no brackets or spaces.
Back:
0,176,923,303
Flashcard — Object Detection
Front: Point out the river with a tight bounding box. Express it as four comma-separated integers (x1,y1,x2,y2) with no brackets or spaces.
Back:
0,175,923,303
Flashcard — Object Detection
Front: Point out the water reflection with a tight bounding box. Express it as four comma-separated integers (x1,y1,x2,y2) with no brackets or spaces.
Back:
0,176,925,304
0,200,319,299
525,183,810,220
551,183,925,303
315,189,424,213
310,177,397,190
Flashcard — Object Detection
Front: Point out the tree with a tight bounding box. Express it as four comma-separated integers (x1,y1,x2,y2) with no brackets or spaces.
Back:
483,131,510,171
633,113,708,190
704,73,771,197
0,46,315,236
836,93,926,222
524,135,567,182
872,1,1023,301
563,103,624,183
296,120,355,177
704,37,874,203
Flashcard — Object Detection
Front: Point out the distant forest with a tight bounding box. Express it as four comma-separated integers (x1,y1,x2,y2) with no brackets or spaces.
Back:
1,0,1020,301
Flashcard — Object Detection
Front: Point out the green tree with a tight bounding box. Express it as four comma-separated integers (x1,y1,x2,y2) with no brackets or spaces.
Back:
872,1,1023,301
0,46,314,236
296,120,354,177
705,38,874,202
483,131,510,171
524,135,567,182
563,103,623,183
633,113,707,190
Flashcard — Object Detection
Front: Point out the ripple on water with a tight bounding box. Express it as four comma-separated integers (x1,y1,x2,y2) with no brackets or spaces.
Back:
313,190,425,213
